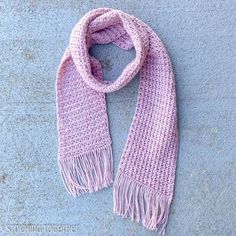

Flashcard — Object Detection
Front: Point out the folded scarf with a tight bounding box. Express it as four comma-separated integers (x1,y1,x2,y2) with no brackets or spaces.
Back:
56,8,179,234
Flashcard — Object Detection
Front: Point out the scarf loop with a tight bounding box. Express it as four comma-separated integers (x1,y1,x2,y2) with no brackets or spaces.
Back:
56,8,179,234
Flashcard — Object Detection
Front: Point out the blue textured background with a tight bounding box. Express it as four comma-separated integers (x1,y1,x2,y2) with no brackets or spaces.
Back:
0,1,235,236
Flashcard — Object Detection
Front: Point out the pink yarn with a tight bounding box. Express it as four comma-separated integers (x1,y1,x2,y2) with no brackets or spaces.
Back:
56,8,179,234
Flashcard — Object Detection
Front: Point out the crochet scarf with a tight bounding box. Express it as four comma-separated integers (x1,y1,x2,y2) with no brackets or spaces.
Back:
56,8,179,234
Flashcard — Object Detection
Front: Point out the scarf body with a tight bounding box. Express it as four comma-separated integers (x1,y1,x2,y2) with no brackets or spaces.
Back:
56,8,179,234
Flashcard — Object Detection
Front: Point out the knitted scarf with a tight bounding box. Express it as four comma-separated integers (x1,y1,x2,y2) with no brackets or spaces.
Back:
56,8,179,234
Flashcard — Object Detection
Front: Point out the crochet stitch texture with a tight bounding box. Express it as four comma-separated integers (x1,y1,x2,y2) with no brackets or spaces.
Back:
56,8,179,234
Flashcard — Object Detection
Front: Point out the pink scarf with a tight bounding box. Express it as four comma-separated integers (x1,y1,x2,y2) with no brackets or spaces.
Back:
56,8,179,234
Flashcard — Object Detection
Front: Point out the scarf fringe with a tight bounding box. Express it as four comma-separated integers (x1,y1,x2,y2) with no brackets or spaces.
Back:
58,145,113,197
113,173,172,235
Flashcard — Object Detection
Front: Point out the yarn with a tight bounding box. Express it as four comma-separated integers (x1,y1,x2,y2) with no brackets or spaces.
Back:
56,8,179,234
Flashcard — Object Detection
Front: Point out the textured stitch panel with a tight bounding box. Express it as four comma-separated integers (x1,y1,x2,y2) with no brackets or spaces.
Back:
57,54,111,157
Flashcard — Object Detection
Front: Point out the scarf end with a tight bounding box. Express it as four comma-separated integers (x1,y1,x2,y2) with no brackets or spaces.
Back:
113,173,172,234
58,145,113,197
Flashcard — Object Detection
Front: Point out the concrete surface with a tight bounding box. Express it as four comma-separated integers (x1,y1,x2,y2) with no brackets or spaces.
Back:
0,1,236,236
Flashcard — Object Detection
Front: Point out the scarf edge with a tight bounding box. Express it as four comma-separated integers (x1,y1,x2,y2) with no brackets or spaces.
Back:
58,144,172,234
58,145,113,197
113,172,172,235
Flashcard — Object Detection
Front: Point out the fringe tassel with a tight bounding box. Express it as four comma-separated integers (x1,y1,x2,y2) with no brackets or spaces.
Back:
113,172,172,235
58,145,113,197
